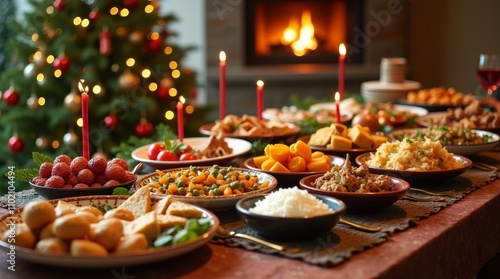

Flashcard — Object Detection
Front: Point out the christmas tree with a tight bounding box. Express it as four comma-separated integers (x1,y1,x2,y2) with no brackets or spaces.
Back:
0,0,202,194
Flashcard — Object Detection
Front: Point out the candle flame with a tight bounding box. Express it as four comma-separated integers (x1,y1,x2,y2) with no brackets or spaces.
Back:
339,43,346,56
257,80,264,87
219,51,226,62
179,95,185,104
335,92,340,102
78,79,89,94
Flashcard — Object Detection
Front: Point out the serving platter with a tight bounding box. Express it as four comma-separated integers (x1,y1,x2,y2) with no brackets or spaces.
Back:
199,122,300,142
388,127,500,156
135,167,278,212
262,106,353,125
355,153,473,183
397,99,468,112
131,137,252,170
0,195,219,268
416,112,500,133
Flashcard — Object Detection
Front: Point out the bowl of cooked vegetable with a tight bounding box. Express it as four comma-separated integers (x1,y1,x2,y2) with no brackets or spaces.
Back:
135,165,278,212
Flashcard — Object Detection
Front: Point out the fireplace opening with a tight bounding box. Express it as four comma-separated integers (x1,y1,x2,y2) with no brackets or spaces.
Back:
245,0,364,65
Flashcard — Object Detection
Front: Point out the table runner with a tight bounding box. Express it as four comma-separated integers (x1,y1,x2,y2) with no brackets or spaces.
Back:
211,167,498,266
1,162,498,267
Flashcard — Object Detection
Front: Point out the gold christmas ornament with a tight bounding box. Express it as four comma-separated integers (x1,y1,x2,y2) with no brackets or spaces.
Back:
27,93,40,110
64,89,81,113
129,30,144,43
35,136,50,150
118,70,141,90
63,130,79,146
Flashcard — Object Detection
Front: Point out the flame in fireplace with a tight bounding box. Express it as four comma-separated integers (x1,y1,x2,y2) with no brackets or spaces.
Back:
281,10,318,57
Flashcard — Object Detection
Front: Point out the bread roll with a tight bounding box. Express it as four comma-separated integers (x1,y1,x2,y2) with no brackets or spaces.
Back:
89,218,123,250
52,213,90,240
39,222,55,240
22,200,56,230
54,200,77,217
70,239,108,256
35,237,68,254
2,223,36,249
75,206,104,219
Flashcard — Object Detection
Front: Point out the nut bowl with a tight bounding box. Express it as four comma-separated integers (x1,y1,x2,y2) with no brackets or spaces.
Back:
235,193,346,241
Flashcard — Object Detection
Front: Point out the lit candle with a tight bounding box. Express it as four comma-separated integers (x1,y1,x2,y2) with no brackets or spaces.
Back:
177,96,185,142
256,80,264,120
219,51,226,120
338,43,346,100
78,79,90,160
335,92,341,124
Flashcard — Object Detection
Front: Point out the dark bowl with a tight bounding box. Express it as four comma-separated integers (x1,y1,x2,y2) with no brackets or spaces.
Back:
299,174,410,212
30,177,136,200
243,155,346,188
235,193,346,241
354,153,473,184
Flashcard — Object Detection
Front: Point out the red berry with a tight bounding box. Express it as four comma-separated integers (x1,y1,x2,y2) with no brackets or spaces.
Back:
63,184,73,188
46,175,65,188
66,174,78,186
95,175,107,185
32,176,47,186
77,169,95,185
88,157,107,175
51,162,72,179
103,180,120,187
54,155,72,165
108,158,129,171
105,165,126,181
74,183,89,189
122,172,136,183
90,183,102,188
71,156,88,175
39,162,53,178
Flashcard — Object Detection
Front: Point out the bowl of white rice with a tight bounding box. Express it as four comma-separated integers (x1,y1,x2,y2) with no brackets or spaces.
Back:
235,187,346,241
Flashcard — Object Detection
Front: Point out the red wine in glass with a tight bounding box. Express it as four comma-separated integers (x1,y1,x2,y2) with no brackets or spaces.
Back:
477,68,500,92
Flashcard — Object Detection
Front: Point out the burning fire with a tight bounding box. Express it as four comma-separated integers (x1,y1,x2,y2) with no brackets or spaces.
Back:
280,10,318,57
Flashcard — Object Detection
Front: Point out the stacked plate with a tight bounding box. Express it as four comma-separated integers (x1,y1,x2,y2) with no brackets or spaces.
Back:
362,57,421,103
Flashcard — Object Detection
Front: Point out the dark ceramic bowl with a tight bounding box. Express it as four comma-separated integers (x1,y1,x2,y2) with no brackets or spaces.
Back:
235,193,346,241
243,155,345,188
30,177,136,200
299,174,409,212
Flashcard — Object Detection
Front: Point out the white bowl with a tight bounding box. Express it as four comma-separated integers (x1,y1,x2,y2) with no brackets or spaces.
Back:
361,80,421,103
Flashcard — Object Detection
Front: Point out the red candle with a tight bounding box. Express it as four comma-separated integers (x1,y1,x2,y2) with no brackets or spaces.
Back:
335,92,341,124
338,43,346,100
219,51,226,120
256,80,264,120
78,80,90,160
177,96,184,142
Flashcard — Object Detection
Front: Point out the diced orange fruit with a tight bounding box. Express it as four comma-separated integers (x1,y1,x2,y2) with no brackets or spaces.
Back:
306,156,331,172
261,158,277,171
311,151,326,159
289,140,312,162
252,155,269,169
268,143,290,164
288,156,306,172
270,161,290,172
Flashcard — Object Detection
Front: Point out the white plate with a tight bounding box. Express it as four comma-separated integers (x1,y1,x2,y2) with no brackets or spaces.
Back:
135,167,278,212
131,137,252,170
0,196,219,268
388,128,500,156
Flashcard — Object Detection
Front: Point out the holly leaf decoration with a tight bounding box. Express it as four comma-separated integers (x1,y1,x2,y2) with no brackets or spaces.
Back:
32,152,53,166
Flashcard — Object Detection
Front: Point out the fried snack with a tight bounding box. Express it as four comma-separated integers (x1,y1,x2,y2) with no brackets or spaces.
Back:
406,86,474,106
211,114,293,136
195,133,233,159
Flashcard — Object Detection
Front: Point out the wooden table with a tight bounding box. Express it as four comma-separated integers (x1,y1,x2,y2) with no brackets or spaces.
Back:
1,167,499,278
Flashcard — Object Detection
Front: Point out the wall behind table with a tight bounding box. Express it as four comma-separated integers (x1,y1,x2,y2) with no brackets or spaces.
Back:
408,0,500,95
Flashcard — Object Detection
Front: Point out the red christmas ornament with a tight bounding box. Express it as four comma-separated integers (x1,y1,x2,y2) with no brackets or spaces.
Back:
53,56,71,73
147,38,162,53
8,135,25,154
99,27,112,55
104,115,119,129
2,87,20,106
53,0,65,11
156,86,169,100
89,9,101,21
135,119,154,137
124,0,139,9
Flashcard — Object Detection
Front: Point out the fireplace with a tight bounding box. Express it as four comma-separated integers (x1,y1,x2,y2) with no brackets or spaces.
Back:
245,0,364,65
205,0,409,117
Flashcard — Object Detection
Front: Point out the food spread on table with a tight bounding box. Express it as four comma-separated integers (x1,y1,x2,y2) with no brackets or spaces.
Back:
405,86,475,106
389,126,494,145
419,101,500,129
307,123,388,150
210,114,295,137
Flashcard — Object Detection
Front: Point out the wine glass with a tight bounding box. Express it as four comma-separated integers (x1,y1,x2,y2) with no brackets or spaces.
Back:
477,54,500,106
